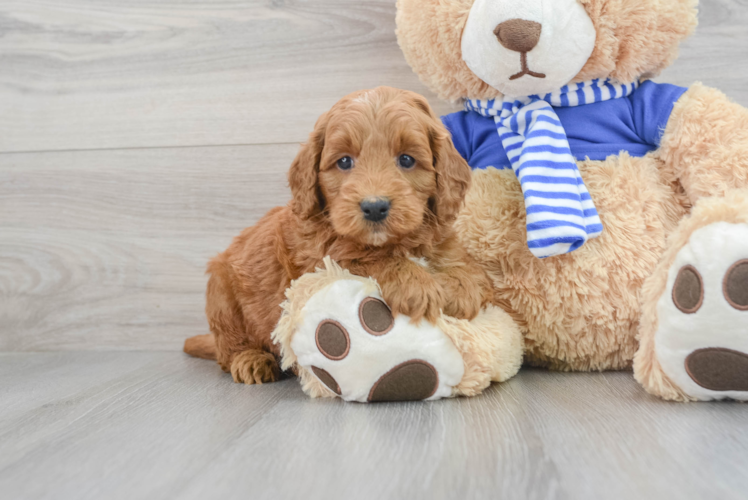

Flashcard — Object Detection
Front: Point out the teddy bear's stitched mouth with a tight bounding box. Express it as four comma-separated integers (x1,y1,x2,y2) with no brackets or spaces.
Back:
509,52,547,81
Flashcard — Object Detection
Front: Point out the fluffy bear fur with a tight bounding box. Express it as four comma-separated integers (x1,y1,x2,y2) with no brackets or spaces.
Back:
658,83,748,202
457,155,687,371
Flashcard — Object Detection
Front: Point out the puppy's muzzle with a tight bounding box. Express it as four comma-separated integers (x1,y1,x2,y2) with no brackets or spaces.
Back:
360,198,391,223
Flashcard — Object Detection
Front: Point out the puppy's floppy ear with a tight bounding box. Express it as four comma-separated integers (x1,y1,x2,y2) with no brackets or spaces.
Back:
288,112,329,219
432,125,471,225
413,95,471,226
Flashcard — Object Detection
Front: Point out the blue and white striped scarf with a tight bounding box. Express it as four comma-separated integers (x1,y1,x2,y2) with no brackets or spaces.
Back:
465,79,639,259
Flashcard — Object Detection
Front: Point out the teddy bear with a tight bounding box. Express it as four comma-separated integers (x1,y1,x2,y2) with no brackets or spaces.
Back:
395,0,748,402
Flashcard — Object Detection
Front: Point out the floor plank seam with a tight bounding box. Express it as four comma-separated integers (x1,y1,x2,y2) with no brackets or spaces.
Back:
0,142,303,157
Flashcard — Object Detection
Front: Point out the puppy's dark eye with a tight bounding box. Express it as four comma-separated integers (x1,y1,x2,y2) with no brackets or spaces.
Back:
337,156,354,171
397,154,416,169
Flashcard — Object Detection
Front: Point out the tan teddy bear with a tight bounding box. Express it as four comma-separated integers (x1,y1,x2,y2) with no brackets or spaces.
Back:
397,0,748,401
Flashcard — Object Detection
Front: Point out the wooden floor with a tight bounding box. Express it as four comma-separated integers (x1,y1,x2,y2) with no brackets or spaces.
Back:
1,1,748,498
1,352,747,500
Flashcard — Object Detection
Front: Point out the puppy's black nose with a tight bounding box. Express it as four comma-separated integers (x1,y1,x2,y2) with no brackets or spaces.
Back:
360,198,391,223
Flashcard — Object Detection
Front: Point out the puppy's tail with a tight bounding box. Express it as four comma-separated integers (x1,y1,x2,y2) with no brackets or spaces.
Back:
184,333,217,361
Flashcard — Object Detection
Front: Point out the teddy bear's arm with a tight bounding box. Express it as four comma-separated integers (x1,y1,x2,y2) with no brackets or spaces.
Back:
658,83,748,204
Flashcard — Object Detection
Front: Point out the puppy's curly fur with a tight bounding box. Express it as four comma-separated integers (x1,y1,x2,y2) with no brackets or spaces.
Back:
185,87,491,384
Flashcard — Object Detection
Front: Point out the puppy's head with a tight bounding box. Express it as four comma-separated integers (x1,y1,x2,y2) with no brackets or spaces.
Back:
288,87,470,247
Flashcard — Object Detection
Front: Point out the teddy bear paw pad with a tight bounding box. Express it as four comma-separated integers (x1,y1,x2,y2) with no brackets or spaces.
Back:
655,222,748,401
368,360,439,402
290,279,464,402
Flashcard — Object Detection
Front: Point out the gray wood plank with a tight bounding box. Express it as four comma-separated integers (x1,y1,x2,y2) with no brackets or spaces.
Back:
1,352,747,500
0,0,458,153
1,0,746,154
0,144,294,351
660,0,748,98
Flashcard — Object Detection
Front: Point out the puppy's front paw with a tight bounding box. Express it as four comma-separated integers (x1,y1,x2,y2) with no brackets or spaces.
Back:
382,278,446,324
441,295,481,321
230,350,280,385
433,274,483,321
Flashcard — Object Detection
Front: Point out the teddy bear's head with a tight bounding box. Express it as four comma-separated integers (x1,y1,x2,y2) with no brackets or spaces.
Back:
396,0,698,100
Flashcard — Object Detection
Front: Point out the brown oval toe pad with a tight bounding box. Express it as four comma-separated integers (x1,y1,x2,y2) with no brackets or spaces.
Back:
724,259,748,311
312,366,341,395
368,360,439,402
359,297,394,336
315,320,350,360
672,265,703,314
685,348,748,392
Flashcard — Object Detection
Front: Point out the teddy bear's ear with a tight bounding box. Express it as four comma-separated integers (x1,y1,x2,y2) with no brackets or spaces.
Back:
574,0,699,84
396,0,500,103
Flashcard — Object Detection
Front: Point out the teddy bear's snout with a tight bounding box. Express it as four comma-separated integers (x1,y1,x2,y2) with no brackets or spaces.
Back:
493,19,542,54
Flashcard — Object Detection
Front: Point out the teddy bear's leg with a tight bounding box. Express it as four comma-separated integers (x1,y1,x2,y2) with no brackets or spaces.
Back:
272,258,524,402
272,259,466,402
438,306,524,397
634,190,748,401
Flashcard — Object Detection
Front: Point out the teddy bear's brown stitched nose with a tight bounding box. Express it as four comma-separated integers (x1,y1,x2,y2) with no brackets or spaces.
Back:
494,19,542,53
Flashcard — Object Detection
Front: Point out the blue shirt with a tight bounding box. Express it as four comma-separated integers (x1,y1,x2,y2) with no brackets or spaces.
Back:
441,80,688,170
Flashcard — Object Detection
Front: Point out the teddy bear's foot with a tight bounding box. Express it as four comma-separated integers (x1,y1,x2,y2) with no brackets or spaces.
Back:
271,258,524,402
288,279,465,402
635,193,748,401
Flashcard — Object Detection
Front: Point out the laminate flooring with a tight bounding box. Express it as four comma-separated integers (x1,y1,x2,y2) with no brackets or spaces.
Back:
2,352,747,500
